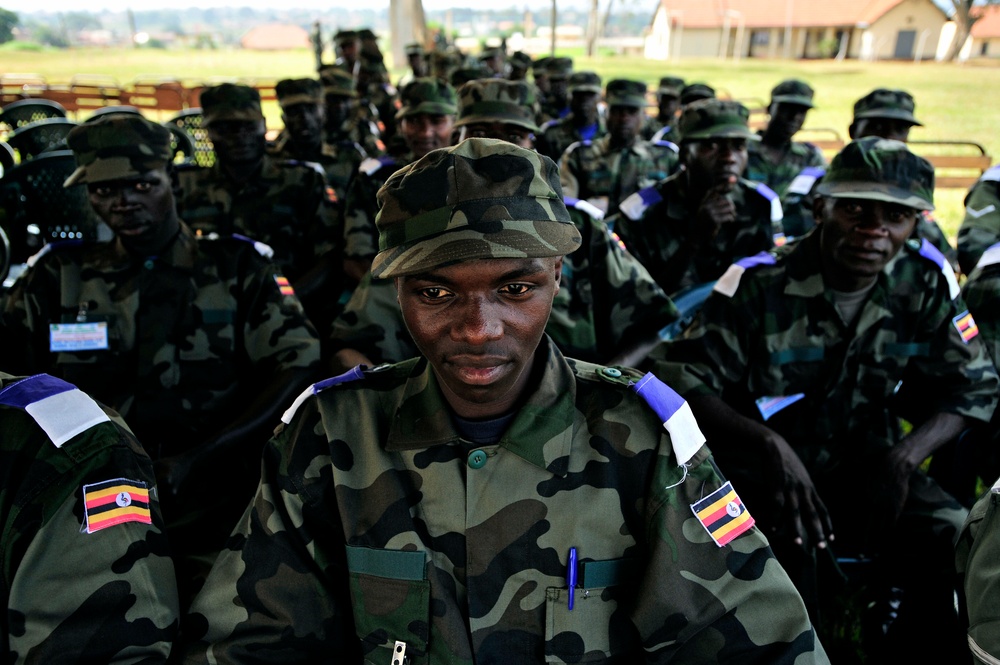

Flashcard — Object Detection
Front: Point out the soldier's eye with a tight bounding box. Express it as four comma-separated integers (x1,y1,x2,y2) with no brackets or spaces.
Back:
418,286,452,300
134,181,153,192
93,186,113,197
500,283,532,296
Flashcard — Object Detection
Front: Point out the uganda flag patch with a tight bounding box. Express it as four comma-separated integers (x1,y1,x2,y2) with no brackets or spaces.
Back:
691,481,755,547
953,310,979,344
274,275,296,297
82,478,152,534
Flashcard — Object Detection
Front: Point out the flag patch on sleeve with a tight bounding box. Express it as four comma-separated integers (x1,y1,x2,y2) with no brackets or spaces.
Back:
691,481,755,547
953,310,979,343
82,478,152,533
274,275,296,296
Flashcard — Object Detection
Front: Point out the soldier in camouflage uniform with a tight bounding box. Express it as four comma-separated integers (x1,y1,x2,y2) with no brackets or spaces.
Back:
332,29,359,74
183,138,827,664
957,475,1000,665
957,164,1000,275
1,372,179,663
267,77,366,202
536,56,572,126
746,80,826,239
641,75,684,142
478,46,505,77
341,78,457,282
653,138,998,658
648,81,715,146
560,79,677,217
319,65,384,158
536,71,607,163
0,115,321,606
609,99,782,296
507,50,531,81
397,42,428,89
357,51,401,145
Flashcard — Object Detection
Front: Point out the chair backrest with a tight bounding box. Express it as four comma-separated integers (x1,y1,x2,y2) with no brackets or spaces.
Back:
86,105,144,122
0,223,10,288
6,118,78,161
166,108,215,167
0,141,15,179
0,98,68,131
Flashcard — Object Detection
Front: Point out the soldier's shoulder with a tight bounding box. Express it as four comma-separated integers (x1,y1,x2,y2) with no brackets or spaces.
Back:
359,155,397,176
25,239,87,267
0,374,115,452
978,164,1000,185
277,158,327,178
713,251,784,298
199,232,276,261
280,360,417,424
617,178,672,221
902,238,961,299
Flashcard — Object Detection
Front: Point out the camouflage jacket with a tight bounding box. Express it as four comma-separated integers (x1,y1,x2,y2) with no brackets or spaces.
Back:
610,172,782,296
267,135,367,202
330,202,679,365
963,241,1000,370
327,102,386,157
184,340,826,664
342,152,414,261
956,475,1000,665
175,154,342,282
0,223,321,459
958,165,1000,275
653,230,999,468
745,137,826,200
559,136,678,216
536,114,608,163
1,372,178,663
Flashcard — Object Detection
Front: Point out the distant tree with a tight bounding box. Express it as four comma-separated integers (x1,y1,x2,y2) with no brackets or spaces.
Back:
944,0,1000,61
0,8,19,44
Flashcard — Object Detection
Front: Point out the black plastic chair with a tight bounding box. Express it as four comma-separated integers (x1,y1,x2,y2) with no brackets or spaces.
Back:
166,108,214,168
166,123,197,165
6,118,78,161
0,141,15,179
0,223,10,288
0,98,67,132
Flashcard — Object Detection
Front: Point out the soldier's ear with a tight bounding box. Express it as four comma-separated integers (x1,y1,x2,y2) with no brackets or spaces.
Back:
812,196,828,224
552,256,563,293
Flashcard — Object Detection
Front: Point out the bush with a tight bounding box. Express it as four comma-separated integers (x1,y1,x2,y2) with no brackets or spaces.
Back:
0,40,44,52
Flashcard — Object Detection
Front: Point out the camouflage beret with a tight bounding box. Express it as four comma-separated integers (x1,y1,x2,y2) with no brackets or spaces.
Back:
545,57,574,80
815,137,934,211
334,29,358,43
509,51,532,70
853,88,922,126
455,79,539,133
396,78,458,120
771,79,815,109
678,99,759,142
200,83,264,126
657,76,685,97
318,66,357,98
275,78,323,109
372,138,581,279
606,79,647,108
65,115,172,187
450,66,490,88
404,42,425,56
568,71,602,95
680,83,715,106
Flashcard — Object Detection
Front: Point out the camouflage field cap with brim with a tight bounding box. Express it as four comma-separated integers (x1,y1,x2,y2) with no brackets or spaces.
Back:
532,56,552,74
657,76,685,97
396,78,458,120
852,88,922,126
450,66,491,88
509,51,532,70
814,137,934,211
568,71,602,95
404,42,425,56
64,115,173,187
678,99,759,142
276,78,323,109
372,138,582,279
454,79,539,133
334,29,359,44
679,83,715,106
771,79,815,109
318,66,357,98
606,79,648,108
430,50,462,80
479,47,503,62
546,57,574,81
200,83,264,126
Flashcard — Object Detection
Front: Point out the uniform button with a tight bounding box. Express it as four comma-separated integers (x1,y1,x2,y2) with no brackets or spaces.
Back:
468,449,487,469
143,259,155,270
603,367,622,378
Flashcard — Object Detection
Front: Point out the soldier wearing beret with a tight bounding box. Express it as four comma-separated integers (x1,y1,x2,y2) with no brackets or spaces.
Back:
1,372,179,662
536,70,607,162
654,137,998,657
610,98,781,296
183,138,827,663
0,115,322,606
641,75,684,142
560,78,677,217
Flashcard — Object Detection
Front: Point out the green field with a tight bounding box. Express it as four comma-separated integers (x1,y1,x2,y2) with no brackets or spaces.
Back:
4,47,999,237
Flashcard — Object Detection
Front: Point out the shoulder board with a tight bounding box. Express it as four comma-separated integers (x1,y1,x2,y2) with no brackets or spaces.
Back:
540,119,560,132
974,241,1000,271
630,372,705,465
980,164,1000,183
916,238,961,300
787,166,825,196
279,159,326,177
359,156,392,176
0,374,110,448
750,181,784,224
564,196,604,220
714,252,777,298
650,126,670,143
26,239,84,267
281,365,366,424
652,139,679,153
230,233,275,259
619,186,663,221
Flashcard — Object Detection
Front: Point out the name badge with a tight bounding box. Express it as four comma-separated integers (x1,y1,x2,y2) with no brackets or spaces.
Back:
50,322,109,352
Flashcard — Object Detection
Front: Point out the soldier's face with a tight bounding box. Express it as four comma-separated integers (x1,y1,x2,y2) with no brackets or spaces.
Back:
815,196,918,291
396,256,561,419
401,113,455,158
685,138,748,188
207,119,266,165
608,105,642,144
851,117,913,142
282,103,324,147
549,79,568,104
768,102,808,141
658,94,680,121
535,74,550,94
325,95,354,130
88,168,179,254
570,91,599,122
458,121,534,148
338,40,358,64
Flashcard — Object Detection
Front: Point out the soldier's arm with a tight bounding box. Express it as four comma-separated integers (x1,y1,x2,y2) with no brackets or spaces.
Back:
558,145,582,199
958,176,1000,275
956,479,1000,664
328,272,418,374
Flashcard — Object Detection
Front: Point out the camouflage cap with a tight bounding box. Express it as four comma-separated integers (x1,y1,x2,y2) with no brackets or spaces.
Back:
771,79,815,109
318,66,357,98
450,66,490,88
372,138,581,278
680,83,715,106
509,51,532,70
479,47,503,61
678,99,759,142
532,56,552,73
200,83,264,126
568,71,602,95
853,88,922,126
334,29,358,43
64,115,172,187
275,78,323,109
359,28,378,41
404,42,425,56
657,76,685,97
430,50,463,82
606,79,647,108
545,57,574,80
814,137,934,211
454,79,539,133
396,78,458,120
359,53,387,74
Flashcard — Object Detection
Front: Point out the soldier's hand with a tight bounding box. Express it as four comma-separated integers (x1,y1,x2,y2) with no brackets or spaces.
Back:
694,177,738,244
760,430,835,551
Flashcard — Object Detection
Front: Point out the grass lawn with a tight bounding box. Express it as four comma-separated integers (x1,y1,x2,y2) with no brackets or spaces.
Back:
4,47,999,238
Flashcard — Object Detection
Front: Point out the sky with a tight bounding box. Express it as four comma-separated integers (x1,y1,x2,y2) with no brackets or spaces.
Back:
1,0,568,12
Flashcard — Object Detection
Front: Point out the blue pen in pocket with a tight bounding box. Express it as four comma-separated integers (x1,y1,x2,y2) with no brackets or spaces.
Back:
567,547,578,610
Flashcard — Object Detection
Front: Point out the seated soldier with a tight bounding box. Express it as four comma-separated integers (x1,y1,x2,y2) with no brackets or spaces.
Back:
182,139,827,664
653,138,998,658
318,64,383,158
1,115,321,606
536,70,606,161
397,42,427,89
329,78,677,374
641,75,684,142
506,50,532,82
957,475,1000,665
536,56,572,125
332,29,359,74
560,79,677,217
610,99,782,296
1,372,178,663
958,164,1000,275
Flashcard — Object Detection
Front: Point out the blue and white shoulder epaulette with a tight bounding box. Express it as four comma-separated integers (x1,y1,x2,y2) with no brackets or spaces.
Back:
230,233,275,259
564,196,604,220
630,372,704,465
916,238,961,300
281,365,366,424
618,186,663,221
714,252,778,298
0,374,110,448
